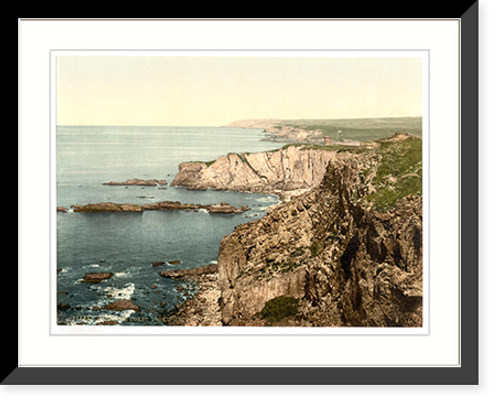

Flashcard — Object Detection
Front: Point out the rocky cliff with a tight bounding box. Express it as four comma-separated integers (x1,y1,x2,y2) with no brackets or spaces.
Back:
170,146,339,199
224,119,322,140
217,134,423,327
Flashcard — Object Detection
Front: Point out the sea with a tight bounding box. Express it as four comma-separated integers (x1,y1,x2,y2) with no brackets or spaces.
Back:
56,126,287,326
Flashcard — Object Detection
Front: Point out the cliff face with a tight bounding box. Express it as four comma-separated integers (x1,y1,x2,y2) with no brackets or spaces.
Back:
217,135,423,327
265,125,322,140
224,119,322,140
170,146,338,196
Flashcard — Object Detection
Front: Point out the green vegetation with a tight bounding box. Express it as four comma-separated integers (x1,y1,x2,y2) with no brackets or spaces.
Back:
254,259,302,281
278,143,301,150
308,241,320,257
366,175,422,212
372,137,422,182
189,158,218,167
279,117,422,141
267,143,358,153
202,159,217,167
255,295,300,324
237,153,248,165
298,144,358,152
365,137,423,212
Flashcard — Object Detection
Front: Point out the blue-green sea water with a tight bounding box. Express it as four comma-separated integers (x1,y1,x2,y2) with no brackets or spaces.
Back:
56,126,286,326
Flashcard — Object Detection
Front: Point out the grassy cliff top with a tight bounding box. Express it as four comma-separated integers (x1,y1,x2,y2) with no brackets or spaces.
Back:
274,117,422,139
364,135,423,211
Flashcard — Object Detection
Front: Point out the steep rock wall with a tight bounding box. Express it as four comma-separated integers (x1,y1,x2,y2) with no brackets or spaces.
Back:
217,145,423,327
170,146,338,195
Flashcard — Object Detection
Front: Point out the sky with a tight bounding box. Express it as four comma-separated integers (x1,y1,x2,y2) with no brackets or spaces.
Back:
56,56,423,126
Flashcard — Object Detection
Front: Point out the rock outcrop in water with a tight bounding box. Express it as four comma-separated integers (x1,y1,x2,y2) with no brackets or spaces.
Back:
170,146,340,199
103,178,167,186
70,201,245,214
216,134,423,327
71,202,144,213
82,272,114,283
159,264,218,279
104,299,140,312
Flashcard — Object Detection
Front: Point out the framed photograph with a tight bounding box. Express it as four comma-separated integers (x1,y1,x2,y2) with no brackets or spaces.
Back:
12,10,478,385
50,48,430,336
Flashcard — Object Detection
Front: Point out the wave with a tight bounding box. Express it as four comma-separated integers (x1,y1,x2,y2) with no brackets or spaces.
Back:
103,282,135,300
257,196,279,203
97,310,136,325
71,310,135,326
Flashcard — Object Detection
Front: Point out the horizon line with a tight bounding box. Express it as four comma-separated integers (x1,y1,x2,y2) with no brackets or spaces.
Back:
57,115,423,127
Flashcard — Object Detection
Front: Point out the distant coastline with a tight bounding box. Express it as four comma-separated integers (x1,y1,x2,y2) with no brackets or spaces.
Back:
224,116,423,143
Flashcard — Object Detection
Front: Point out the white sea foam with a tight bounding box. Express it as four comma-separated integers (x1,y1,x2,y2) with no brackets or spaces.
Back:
107,284,135,299
103,282,135,300
102,310,135,322
257,196,277,203
86,310,135,326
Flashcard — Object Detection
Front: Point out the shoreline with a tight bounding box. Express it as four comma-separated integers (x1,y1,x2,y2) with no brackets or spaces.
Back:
160,268,222,326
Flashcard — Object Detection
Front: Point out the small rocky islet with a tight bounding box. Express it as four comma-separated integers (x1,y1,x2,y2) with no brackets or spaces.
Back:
102,178,168,186
69,200,247,214
59,178,251,214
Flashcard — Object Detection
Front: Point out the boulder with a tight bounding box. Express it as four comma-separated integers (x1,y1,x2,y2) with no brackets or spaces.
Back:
82,272,114,283
104,299,140,312
207,203,242,213
57,303,71,311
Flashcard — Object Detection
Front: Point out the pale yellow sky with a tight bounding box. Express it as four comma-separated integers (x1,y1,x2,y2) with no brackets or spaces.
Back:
56,56,423,126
